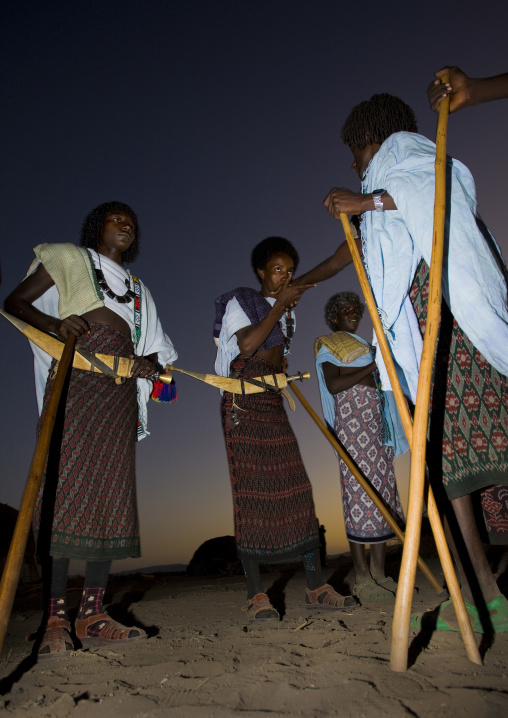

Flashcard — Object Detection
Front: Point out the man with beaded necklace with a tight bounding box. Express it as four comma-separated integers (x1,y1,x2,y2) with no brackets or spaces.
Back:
5,201,177,659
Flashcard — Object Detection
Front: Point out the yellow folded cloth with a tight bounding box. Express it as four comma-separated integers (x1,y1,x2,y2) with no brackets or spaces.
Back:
314,331,369,364
31,243,103,319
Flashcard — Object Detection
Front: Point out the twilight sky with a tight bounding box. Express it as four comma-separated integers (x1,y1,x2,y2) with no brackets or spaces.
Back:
1,1,507,572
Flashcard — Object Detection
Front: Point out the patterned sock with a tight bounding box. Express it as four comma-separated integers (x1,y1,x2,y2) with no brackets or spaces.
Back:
48,595,68,621
303,550,324,591
78,591,143,640
77,587,105,621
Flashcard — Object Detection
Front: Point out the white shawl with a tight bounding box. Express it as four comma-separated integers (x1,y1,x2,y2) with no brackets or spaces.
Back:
361,132,508,401
29,244,177,440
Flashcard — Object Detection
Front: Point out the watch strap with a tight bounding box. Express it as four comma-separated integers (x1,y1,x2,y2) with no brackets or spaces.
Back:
372,189,385,212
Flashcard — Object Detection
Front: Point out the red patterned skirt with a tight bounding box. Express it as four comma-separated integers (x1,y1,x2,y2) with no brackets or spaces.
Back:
409,260,508,539
481,486,508,543
334,385,404,544
221,355,319,562
34,323,140,561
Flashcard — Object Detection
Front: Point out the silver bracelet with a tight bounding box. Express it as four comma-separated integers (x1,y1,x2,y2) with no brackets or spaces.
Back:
372,190,385,212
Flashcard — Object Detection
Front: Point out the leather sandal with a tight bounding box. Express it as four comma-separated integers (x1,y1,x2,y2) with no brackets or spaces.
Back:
37,616,74,661
75,611,147,647
305,583,358,610
241,593,279,622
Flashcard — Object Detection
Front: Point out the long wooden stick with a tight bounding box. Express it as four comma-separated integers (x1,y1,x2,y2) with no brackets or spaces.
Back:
340,214,480,669
0,334,76,655
389,78,481,670
290,383,442,592
340,222,415,446
336,83,480,669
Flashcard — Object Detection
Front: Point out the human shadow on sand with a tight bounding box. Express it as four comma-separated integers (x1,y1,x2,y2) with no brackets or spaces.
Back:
266,570,296,618
407,596,500,668
96,585,159,639
0,580,157,696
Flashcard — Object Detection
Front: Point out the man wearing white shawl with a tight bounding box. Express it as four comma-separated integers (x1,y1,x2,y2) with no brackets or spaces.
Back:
4,202,178,658
294,94,508,632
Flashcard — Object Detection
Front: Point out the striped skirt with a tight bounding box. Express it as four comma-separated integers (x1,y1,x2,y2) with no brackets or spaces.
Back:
34,323,140,561
221,355,319,562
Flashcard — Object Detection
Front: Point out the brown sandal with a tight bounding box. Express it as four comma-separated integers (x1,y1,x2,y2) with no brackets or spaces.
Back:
305,584,358,610
241,593,279,622
37,616,74,661
75,611,147,647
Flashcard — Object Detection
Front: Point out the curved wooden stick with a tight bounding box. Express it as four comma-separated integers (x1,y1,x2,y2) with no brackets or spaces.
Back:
0,310,134,378
290,382,442,592
0,334,76,655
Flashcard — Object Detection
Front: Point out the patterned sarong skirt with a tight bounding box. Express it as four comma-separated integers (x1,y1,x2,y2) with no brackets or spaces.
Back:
410,260,508,542
34,323,140,561
221,355,319,562
334,384,404,544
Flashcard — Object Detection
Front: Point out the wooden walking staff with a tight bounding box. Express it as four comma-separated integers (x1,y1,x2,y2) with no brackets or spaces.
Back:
389,76,480,670
340,212,480,670
0,334,76,655
337,77,480,670
289,382,442,593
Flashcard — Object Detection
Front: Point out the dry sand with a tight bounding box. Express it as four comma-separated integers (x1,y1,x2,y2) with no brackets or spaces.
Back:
1,554,507,717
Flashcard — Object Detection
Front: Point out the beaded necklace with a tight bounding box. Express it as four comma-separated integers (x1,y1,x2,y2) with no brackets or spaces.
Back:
281,309,294,352
94,253,135,304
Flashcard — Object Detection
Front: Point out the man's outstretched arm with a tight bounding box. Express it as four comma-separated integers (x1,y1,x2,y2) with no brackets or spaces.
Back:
292,239,359,286
428,66,508,113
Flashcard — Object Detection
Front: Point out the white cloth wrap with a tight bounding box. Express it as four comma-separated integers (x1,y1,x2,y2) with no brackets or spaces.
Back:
214,296,295,384
29,245,177,440
88,249,136,329
361,131,508,401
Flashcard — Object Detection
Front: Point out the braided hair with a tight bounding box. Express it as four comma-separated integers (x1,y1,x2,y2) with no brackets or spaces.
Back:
80,201,140,263
341,93,418,150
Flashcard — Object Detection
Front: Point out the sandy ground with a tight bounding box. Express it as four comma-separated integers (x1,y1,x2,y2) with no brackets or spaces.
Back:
1,553,507,718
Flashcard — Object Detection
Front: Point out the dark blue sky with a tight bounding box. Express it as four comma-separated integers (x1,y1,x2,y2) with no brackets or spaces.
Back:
1,1,507,569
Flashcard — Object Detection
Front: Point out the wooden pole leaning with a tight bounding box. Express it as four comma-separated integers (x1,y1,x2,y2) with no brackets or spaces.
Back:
0,333,76,655
389,79,481,670
289,382,442,593
338,81,481,669
339,214,480,670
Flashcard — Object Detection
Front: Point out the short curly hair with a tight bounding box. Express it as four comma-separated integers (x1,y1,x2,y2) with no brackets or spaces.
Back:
251,236,299,281
341,93,418,150
324,292,365,330
80,201,140,263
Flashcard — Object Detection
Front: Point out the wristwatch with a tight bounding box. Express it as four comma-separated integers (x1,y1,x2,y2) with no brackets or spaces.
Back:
371,189,385,212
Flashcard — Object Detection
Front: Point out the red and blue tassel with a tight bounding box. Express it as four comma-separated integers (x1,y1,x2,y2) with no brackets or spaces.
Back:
151,374,177,403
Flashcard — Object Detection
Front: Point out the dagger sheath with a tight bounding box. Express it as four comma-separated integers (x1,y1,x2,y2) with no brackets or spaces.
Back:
0,309,134,378
161,365,310,395
1,309,310,394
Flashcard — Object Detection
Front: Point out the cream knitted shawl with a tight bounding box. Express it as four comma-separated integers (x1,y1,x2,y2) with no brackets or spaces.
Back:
30,243,104,318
